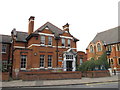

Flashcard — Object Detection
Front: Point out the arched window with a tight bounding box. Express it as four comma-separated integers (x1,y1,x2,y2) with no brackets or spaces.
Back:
97,43,102,52
90,45,94,53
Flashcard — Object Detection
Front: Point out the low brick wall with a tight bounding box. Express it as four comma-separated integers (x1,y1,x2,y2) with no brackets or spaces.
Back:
20,71,82,81
2,72,9,81
82,70,110,78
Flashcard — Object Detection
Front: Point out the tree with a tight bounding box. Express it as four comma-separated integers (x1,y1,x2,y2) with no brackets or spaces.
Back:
77,52,109,72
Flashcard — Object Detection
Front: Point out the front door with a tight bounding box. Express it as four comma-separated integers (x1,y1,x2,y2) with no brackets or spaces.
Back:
66,61,73,71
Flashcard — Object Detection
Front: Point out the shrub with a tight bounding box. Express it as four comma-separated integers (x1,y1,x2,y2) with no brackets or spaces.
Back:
78,52,109,72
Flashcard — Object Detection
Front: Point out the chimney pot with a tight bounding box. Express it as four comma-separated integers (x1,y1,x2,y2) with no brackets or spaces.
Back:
63,23,69,31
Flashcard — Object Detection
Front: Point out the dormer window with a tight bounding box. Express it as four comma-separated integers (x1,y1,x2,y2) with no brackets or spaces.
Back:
62,38,65,47
2,44,6,53
68,39,71,47
97,43,102,52
40,36,45,45
48,36,52,46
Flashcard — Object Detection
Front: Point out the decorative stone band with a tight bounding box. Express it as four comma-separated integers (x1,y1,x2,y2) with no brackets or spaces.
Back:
27,44,77,49
38,32,73,39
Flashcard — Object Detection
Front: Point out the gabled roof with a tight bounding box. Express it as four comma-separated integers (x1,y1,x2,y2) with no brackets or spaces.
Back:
34,22,79,41
0,34,11,43
91,26,120,45
34,22,64,35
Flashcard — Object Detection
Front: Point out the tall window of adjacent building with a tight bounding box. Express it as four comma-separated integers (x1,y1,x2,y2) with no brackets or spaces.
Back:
97,43,102,52
90,45,94,53
40,36,45,45
117,44,120,51
62,38,65,47
48,55,52,67
107,45,112,51
48,36,52,46
108,59,111,66
20,55,27,69
2,44,6,53
118,58,120,65
40,55,44,67
111,59,114,65
80,58,83,65
68,39,71,47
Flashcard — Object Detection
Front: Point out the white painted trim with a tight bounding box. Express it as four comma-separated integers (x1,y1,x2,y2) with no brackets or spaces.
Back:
20,68,26,70
38,32,73,39
60,36,73,39
31,68,40,70
39,32,54,37
28,44,77,49
14,46,25,48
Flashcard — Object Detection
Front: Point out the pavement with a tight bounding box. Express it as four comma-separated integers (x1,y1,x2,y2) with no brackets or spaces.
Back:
1,75,119,88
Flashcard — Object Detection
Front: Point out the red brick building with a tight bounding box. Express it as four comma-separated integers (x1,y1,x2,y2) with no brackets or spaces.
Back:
86,26,120,74
1,16,83,79
77,51,87,65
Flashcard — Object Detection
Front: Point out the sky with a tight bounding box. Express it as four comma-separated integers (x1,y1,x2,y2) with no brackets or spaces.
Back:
0,0,119,52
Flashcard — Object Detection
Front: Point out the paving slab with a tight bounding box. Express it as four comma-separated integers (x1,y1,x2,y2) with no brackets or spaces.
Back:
2,75,119,88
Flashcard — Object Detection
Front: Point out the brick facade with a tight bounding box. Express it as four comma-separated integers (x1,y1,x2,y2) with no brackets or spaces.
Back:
1,16,81,80
86,27,120,74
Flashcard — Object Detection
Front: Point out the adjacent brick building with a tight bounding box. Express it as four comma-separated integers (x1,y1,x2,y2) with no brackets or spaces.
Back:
1,16,84,79
86,26,120,74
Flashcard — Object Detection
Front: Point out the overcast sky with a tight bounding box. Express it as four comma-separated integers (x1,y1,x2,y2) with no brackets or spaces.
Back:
0,0,119,52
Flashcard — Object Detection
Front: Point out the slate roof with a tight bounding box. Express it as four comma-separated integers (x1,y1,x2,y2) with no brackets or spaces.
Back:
35,22,64,35
16,31,28,42
0,34,11,43
34,22,79,41
91,26,120,45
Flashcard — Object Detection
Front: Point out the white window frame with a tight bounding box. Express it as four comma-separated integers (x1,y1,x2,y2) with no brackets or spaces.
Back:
80,58,83,65
40,55,45,68
117,44,120,51
48,55,52,68
2,44,7,53
62,38,65,47
40,35,45,45
107,45,112,51
20,55,27,70
48,36,52,46
66,55,74,60
68,39,71,47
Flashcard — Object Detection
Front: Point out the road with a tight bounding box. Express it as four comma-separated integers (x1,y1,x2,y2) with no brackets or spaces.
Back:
32,82,119,88
2,82,119,90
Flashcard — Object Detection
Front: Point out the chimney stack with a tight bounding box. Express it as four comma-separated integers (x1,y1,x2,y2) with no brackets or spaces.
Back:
28,16,35,35
63,23,69,31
